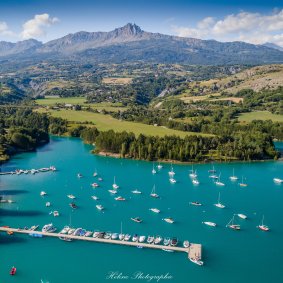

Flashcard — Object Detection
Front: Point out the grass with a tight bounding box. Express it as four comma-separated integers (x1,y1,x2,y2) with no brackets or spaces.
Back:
238,111,283,122
38,109,212,138
35,97,127,112
102,77,132,84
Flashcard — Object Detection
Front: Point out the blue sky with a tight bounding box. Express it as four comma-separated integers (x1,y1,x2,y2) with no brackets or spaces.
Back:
0,0,282,46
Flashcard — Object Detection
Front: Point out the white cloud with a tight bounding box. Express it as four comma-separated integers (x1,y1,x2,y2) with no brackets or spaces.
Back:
21,13,59,39
172,10,283,47
0,21,14,37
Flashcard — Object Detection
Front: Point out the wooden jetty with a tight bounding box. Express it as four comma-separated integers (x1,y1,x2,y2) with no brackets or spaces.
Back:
0,226,202,263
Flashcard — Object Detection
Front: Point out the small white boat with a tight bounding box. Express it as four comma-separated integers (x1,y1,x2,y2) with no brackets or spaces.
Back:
157,163,163,170
237,214,247,219
189,201,202,206
131,189,142,194
192,179,200,185
45,202,51,207
91,183,99,188
91,195,99,200
163,217,174,224
108,189,117,194
93,231,100,238
77,173,83,178
215,173,225,186
96,204,104,211
98,177,103,181
189,257,204,266
214,192,225,208
68,228,75,235
53,211,59,217
273,178,283,184
229,169,238,181
202,221,216,227
183,240,190,248
124,234,131,241
154,236,162,244
163,237,170,246
111,233,118,240
209,174,218,179
59,226,70,234
168,164,175,176
189,167,197,179
112,176,119,189
257,215,270,231
147,235,154,244
115,196,126,201
42,223,56,233
149,208,160,213
40,191,47,196
131,217,142,223
132,234,138,242
150,185,159,198
67,194,76,199
84,231,93,237
138,235,146,243
169,178,176,184
93,169,98,177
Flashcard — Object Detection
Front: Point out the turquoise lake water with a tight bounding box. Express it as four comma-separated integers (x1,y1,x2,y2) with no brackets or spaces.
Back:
1,137,283,283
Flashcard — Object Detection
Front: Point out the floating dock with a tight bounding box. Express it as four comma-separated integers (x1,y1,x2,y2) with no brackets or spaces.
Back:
0,226,202,263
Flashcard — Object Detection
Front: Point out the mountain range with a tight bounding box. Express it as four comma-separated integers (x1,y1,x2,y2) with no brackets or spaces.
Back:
0,23,283,65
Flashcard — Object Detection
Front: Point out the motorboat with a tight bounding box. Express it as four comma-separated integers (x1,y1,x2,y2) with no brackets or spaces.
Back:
93,231,100,238
91,183,99,188
84,231,93,237
104,232,112,239
124,234,131,241
29,225,39,231
53,211,59,217
132,234,138,242
59,236,72,242
96,205,104,211
73,228,83,236
169,178,176,184
111,233,118,240
189,201,202,206
10,266,16,276
77,173,83,178
45,202,51,207
192,179,200,185
67,194,76,199
163,217,174,224
138,235,146,243
131,189,142,194
69,202,77,209
59,226,70,234
183,240,190,248
115,196,126,201
40,191,47,196
273,178,283,184
237,214,247,219
170,237,178,246
108,189,117,194
149,208,160,213
189,257,204,266
68,228,75,235
147,235,154,244
91,196,99,200
163,237,170,246
154,236,162,244
131,217,142,223
42,223,56,233
202,221,217,227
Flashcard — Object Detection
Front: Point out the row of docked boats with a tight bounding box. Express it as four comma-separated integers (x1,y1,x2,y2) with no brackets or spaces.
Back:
0,166,56,176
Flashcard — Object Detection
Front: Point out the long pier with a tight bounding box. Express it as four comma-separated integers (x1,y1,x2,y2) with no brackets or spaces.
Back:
0,227,202,263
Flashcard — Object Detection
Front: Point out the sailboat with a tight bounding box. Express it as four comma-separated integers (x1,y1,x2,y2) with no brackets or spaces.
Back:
189,166,197,178
192,178,200,185
112,176,119,189
257,215,269,231
239,176,248,187
60,214,74,241
152,164,157,174
215,173,225,186
150,185,159,198
168,164,175,177
229,168,238,181
93,169,98,177
226,215,240,230
157,162,163,170
119,222,125,240
214,192,225,208
208,165,216,173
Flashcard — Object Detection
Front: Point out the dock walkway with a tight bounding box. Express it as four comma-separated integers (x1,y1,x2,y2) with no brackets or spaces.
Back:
0,226,202,263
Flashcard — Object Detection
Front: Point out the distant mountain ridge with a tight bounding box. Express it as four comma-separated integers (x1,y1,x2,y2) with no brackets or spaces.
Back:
0,23,283,65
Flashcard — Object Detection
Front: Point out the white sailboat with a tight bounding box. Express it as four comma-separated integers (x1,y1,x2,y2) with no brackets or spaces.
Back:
189,166,197,178
168,164,175,176
152,163,157,174
226,214,240,230
215,173,225,186
93,169,98,177
192,178,200,185
229,168,238,181
169,177,176,184
157,162,163,170
112,176,119,189
214,192,225,208
119,222,125,240
257,215,269,231
150,185,159,198
239,176,248,187
273,178,283,184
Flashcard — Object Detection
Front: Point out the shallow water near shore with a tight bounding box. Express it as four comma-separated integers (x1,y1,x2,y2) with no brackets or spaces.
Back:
1,137,283,283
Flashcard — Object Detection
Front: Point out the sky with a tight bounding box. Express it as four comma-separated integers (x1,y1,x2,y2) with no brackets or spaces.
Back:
0,0,283,46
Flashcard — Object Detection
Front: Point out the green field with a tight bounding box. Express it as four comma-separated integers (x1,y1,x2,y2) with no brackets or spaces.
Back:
238,111,283,122
39,109,211,137
36,97,126,112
